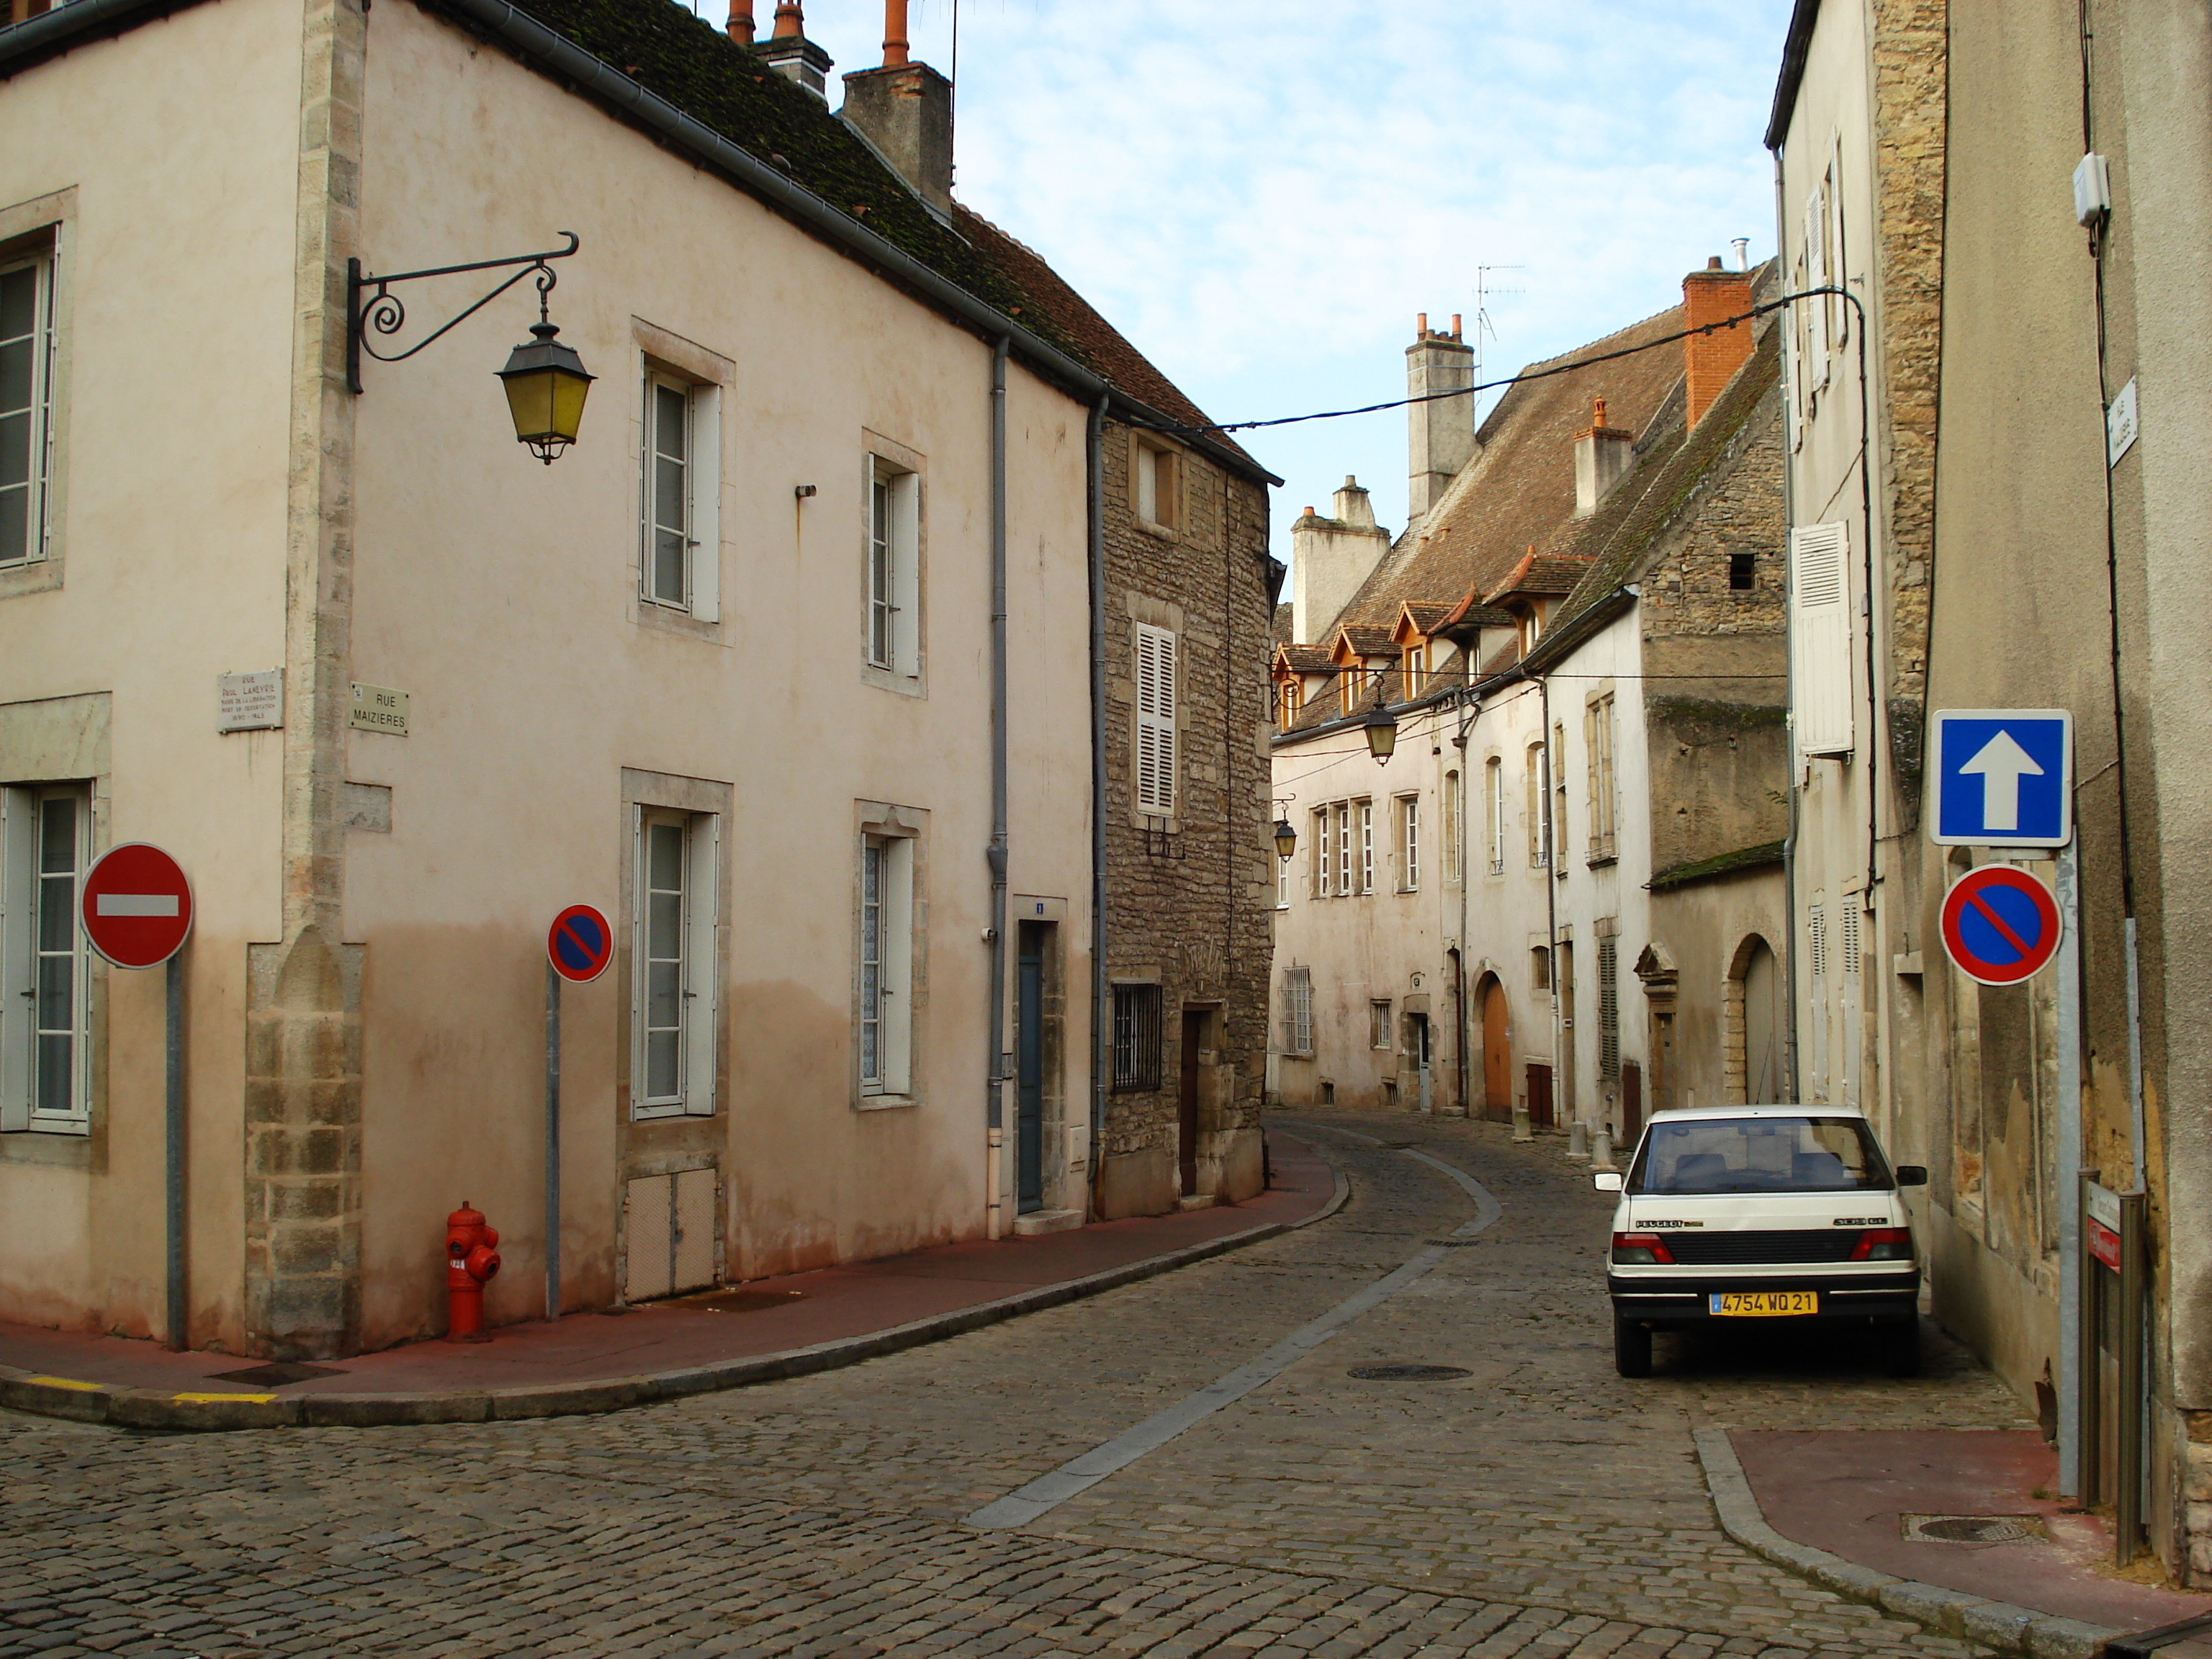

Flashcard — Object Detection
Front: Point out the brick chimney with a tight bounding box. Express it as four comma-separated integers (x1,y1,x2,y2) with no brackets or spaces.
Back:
1406,313,1475,523
758,1,832,96
840,1,952,212
1683,256,1754,427
1573,397,1635,518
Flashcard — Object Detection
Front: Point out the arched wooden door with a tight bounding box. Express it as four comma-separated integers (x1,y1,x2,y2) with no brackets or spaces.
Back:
1740,937,1784,1103
1479,975,1511,1119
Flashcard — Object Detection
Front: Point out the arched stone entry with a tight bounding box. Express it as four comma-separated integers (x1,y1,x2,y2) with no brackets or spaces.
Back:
1727,934,1786,1104
1477,973,1511,1120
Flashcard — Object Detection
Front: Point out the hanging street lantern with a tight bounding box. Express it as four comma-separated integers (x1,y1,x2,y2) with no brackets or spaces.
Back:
498,321,595,464
1272,817,1298,860
1364,701,1398,764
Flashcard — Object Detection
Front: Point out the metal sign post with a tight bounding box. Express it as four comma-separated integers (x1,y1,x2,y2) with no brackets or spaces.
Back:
2054,840,2083,1498
78,843,194,1351
544,905,612,1322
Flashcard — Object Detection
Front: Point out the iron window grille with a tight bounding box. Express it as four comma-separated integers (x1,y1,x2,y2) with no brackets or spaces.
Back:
1112,984,1163,1092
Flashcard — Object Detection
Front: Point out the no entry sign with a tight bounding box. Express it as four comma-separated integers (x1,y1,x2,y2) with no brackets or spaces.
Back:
80,843,194,968
1940,864,2062,986
547,904,613,983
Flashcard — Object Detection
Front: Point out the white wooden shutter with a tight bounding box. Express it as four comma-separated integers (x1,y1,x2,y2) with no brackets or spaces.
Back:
688,385,720,624
1789,523,1855,757
1134,623,1177,815
1804,191,1830,387
0,788,30,1131
684,814,719,1116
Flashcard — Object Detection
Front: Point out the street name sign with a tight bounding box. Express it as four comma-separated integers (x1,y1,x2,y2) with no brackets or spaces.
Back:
81,842,194,968
547,904,613,983
1931,709,2072,847
1940,863,2062,986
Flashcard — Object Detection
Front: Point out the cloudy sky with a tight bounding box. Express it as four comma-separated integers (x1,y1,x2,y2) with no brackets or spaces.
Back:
715,1,1796,561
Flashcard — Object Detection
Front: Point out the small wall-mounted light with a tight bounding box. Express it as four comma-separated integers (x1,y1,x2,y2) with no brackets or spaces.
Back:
1272,817,1298,860
795,484,818,499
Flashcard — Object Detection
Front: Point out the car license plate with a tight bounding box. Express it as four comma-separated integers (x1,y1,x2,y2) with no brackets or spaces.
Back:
1709,1290,1817,1317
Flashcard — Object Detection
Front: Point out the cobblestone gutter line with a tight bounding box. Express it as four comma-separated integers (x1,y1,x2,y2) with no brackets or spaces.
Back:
1694,1426,2117,1659
0,1167,1351,1436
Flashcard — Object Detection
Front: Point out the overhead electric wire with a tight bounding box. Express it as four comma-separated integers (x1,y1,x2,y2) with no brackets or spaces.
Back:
1135,292,1825,439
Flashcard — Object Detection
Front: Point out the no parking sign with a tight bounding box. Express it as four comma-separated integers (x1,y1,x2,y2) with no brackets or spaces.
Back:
1940,865,2062,986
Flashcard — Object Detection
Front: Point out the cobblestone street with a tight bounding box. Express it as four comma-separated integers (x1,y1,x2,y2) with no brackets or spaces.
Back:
1,1117,2031,1659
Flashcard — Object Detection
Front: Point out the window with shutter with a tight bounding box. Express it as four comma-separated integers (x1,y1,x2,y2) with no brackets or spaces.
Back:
1598,936,1620,1081
1789,522,1854,756
1804,189,1830,388
1133,624,1177,816
1282,966,1313,1056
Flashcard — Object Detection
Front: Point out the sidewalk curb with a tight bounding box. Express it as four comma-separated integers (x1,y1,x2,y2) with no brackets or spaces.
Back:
0,1167,1353,1436
1692,1425,2119,1659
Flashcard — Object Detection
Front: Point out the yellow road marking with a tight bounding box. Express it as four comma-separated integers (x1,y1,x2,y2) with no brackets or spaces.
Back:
23,1375,102,1391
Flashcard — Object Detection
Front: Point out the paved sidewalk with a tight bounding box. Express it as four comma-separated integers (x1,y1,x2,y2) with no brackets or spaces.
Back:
1698,1418,2212,1657
0,1134,1340,1432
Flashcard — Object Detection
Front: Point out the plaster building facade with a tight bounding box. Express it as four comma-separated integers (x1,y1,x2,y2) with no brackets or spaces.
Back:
1269,271,1789,1151
1770,0,2212,1581
0,0,1269,1358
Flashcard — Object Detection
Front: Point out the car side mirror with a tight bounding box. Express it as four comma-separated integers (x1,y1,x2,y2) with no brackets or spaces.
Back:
1593,1172,1623,1192
1894,1165,1928,1187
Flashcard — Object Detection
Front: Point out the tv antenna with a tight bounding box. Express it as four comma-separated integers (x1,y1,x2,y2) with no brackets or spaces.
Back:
1470,265,1524,421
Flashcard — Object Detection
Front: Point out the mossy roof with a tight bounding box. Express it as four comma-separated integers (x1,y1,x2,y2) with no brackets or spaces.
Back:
1647,839,1786,893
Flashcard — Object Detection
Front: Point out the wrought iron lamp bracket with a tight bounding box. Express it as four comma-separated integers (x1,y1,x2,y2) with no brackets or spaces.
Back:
346,231,581,395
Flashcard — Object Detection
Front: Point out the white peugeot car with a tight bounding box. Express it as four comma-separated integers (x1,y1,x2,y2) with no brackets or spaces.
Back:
1596,1105,1927,1378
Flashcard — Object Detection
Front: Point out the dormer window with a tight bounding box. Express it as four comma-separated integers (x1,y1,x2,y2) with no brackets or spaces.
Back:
1278,677,1303,729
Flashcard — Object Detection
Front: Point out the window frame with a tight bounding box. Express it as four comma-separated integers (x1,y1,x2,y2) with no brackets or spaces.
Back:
1442,768,1462,885
1130,435,1181,533
1357,799,1375,895
1281,966,1313,1057
639,367,721,621
0,247,55,575
1485,756,1506,875
858,830,917,1100
630,804,721,1122
864,454,922,680
1,782,92,1134
1527,744,1550,868
1111,983,1164,1092
1370,999,1393,1051
1133,622,1179,817
1395,793,1420,892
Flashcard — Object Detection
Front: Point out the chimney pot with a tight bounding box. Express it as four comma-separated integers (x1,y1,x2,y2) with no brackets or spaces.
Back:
1450,313,1462,338
773,0,801,37
727,1,755,42
883,0,909,66
1707,255,1723,269
1416,312,1428,338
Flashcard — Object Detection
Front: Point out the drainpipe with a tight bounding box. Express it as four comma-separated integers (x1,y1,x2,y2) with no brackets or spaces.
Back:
1539,675,1565,1128
1087,393,1110,1215
1772,142,1802,1106
985,336,1010,1237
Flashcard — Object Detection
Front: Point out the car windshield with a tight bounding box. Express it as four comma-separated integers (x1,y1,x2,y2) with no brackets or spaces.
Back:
1629,1115,1893,1195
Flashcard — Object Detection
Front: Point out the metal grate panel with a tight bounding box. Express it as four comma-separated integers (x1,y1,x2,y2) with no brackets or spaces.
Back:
1663,1229,1861,1264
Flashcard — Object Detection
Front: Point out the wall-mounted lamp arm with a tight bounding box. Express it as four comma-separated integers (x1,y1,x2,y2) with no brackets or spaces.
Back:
347,231,582,394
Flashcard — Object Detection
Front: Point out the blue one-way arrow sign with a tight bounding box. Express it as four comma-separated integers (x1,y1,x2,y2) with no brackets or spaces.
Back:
1931,709,2072,847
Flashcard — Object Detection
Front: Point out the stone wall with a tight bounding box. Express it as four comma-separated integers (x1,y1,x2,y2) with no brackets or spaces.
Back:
1097,423,1275,1219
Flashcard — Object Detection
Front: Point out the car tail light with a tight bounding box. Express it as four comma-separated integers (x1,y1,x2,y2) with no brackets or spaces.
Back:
1611,1232,1675,1265
1850,1226,1914,1262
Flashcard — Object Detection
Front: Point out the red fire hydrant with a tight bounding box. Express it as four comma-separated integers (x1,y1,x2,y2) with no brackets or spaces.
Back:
446,1201,500,1342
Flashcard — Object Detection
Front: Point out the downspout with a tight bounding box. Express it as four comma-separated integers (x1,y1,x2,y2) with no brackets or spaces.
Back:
985,336,1010,1237
1087,393,1110,1215
1773,140,1803,1105
1540,673,1564,1126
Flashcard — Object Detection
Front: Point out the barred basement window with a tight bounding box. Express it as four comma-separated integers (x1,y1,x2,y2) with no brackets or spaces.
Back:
1112,984,1163,1091
1370,999,1393,1050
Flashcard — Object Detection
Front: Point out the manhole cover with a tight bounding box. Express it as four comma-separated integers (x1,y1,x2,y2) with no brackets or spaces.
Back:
1901,1514,2047,1545
1348,1364,1472,1381
207,1362,348,1388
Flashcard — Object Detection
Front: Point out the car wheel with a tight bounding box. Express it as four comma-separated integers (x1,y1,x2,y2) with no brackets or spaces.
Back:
1614,1313,1653,1378
1884,1318,1920,1378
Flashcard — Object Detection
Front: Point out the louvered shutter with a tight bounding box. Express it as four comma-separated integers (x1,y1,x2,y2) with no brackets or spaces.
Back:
1804,191,1830,387
1789,523,1855,757
1134,624,1177,815
0,789,28,1131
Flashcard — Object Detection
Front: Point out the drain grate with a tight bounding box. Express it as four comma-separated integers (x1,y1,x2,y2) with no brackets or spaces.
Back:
670,1287,811,1314
1901,1513,2047,1545
1427,1239,1481,1247
207,1362,348,1388
1348,1364,1472,1381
